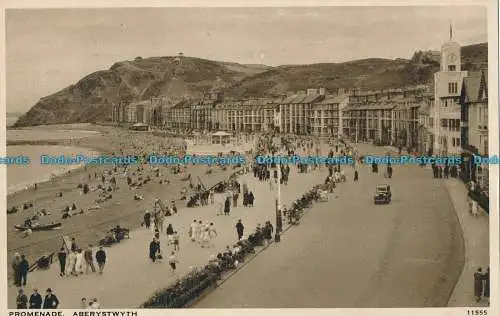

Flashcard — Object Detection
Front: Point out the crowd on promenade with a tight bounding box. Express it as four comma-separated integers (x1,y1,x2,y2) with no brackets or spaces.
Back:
12,129,490,308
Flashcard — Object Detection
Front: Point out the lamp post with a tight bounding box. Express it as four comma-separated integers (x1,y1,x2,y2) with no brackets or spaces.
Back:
275,144,283,242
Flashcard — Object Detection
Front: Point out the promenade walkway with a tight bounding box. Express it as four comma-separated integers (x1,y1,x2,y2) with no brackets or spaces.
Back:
195,143,463,308
445,179,489,307
382,145,490,306
8,165,327,308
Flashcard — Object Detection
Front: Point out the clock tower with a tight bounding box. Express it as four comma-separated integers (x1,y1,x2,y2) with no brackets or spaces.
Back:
431,25,468,155
441,41,461,72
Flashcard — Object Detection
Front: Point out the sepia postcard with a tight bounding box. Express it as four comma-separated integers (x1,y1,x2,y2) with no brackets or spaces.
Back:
0,0,498,315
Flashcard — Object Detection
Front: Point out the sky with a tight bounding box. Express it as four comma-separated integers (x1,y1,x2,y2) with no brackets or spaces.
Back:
5,6,487,113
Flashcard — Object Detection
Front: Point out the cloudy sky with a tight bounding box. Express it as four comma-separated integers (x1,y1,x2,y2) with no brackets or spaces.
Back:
6,6,487,112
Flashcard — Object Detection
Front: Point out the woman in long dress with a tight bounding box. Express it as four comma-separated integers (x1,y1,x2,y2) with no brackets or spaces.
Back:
200,224,210,248
75,249,84,274
66,250,77,276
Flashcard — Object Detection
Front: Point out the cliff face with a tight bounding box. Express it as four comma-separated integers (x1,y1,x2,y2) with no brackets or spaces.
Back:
14,57,269,127
14,43,487,127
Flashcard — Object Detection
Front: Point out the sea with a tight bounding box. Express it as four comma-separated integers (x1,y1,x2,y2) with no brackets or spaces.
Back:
6,119,100,195
6,115,19,127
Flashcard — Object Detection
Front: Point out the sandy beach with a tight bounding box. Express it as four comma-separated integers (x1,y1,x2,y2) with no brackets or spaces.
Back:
6,125,237,275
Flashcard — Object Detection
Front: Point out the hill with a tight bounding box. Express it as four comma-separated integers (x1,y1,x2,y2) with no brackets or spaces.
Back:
13,43,487,127
14,56,269,127
224,43,488,98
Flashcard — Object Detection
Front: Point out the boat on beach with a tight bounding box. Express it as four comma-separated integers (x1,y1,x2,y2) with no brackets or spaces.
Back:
14,222,62,232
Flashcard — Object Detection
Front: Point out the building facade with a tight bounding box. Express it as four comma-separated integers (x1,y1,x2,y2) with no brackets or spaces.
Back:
460,69,488,188
430,36,468,155
342,86,431,147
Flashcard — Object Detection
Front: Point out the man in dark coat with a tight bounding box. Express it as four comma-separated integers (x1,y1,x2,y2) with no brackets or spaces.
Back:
235,220,244,240
224,197,231,215
95,246,106,274
29,288,43,309
42,288,59,309
483,267,490,302
144,211,151,229
57,248,66,277
12,253,21,286
16,289,27,309
354,170,359,182
19,255,29,286
474,267,484,302
264,221,274,243
248,192,254,207
149,238,160,263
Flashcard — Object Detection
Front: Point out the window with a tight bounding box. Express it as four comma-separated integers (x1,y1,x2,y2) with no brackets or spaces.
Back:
452,138,456,147
448,82,458,94
456,138,460,147
448,65,456,71
441,119,448,128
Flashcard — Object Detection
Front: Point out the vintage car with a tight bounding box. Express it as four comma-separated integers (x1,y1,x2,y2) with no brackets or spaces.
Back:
374,184,392,204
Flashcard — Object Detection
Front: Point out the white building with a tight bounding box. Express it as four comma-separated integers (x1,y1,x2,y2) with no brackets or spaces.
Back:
431,30,468,155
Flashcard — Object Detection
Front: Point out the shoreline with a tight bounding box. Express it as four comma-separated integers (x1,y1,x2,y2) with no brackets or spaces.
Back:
6,125,246,276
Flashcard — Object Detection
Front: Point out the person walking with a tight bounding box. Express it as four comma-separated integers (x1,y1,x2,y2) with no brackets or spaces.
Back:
209,222,218,240
236,220,244,240
483,267,490,303
75,249,84,275
149,238,160,263
471,199,479,217
233,191,239,208
248,191,255,206
189,220,198,242
19,255,29,286
209,190,215,204
354,170,359,182
200,223,211,248
16,289,28,309
144,211,151,229
474,267,484,302
66,250,77,276
84,245,96,274
29,288,43,309
195,220,203,242
264,221,274,244
42,288,59,309
57,248,67,277
168,251,179,274
166,223,175,245
224,197,231,215
95,247,106,274
168,251,178,274
172,231,180,251
12,253,21,287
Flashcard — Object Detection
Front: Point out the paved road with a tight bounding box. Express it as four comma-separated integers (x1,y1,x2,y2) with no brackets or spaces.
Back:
194,145,464,308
